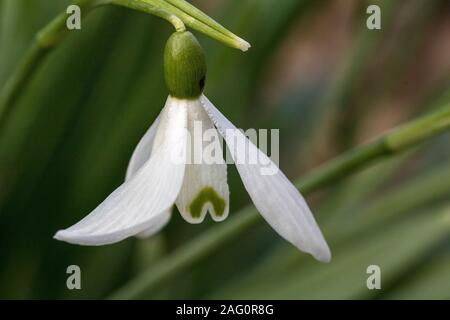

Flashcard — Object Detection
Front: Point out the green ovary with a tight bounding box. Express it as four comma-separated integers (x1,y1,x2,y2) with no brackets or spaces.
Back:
189,187,226,219
164,31,207,99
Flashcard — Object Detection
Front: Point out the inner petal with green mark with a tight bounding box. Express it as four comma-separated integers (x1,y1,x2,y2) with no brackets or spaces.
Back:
175,98,229,224
189,187,226,219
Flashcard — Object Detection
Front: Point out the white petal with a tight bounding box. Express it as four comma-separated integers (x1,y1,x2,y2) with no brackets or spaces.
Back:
135,210,172,239
201,95,331,262
54,97,188,245
125,113,172,239
125,114,161,181
175,99,229,224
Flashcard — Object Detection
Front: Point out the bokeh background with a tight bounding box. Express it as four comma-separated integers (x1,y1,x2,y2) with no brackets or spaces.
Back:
0,0,450,299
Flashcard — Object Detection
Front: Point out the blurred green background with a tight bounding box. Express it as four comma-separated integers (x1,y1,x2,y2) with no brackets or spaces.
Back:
0,0,449,299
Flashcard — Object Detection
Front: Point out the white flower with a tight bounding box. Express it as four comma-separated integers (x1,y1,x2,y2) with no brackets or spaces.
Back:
54,31,331,263
55,95,331,262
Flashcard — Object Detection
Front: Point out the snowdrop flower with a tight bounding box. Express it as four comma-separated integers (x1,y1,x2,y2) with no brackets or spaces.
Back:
55,31,331,262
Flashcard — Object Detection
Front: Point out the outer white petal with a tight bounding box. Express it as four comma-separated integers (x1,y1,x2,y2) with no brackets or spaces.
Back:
201,95,331,262
124,113,172,237
54,97,188,245
125,114,161,181
135,211,172,239
175,99,229,224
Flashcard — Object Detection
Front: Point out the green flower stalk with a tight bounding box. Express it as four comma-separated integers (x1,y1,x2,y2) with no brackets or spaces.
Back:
110,0,250,51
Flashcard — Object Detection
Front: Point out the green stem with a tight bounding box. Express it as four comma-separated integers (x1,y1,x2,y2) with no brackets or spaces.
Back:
124,0,250,51
0,0,100,132
111,0,185,32
0,41,48,132
327,162,450,244
161,0,250,51
109,102,450,299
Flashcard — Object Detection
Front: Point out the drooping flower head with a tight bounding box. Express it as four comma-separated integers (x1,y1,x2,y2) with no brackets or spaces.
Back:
55,31,331,263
